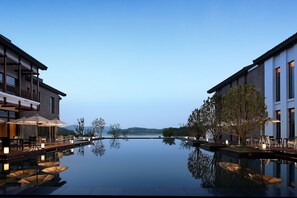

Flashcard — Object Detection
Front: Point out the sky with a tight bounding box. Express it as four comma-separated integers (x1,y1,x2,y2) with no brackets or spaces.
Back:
1,0,297,129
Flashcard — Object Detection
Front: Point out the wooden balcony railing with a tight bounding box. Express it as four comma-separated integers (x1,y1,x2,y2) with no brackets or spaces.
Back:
0,83,39,102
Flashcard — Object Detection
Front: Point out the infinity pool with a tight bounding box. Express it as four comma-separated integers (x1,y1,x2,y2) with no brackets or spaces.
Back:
1,138,297,196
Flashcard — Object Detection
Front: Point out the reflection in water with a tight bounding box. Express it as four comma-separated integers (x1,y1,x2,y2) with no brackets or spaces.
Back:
1,139,297,196
179,140,192,150
77,146,85,156
91,140,106,156
187,147,216,187
162,138,175,145
109,139,121,149
216,159,266,188
0,151,68,194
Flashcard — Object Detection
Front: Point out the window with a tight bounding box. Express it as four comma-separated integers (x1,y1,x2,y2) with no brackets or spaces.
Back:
6,75,16,87
276,110,281,139
275,67,281,102
288,61,295,99
289,108,295,138
49,97,55,114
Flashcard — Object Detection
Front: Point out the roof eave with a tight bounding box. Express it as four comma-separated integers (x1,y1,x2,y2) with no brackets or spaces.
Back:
207,64,254,94
0,34,48,70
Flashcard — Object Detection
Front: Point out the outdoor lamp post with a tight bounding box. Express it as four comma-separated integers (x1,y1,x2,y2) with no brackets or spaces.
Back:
4,147,9,154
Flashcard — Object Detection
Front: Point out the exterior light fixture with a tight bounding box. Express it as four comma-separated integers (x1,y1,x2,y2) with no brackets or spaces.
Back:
41,143,45,149
4,147,9,154
262,143,267,150
225,140,229,145
41,155,45,161
70,139,74,144
3,163,9,171
206,138,208,142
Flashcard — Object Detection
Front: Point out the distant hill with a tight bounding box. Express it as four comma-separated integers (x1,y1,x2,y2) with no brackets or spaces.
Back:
63,125,163,135
121,127,163,135
63,125,111,132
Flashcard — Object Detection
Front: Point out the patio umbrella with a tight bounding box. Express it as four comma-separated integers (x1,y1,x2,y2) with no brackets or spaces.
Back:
40,118,68,143
10,114,51,141
11,116,33,138
18,174,54,186
20,114,51,138
260,117,281,136
265,117,281,124
38,161,60,167
48,118,68,126
42,166,68,174
7,169,38,179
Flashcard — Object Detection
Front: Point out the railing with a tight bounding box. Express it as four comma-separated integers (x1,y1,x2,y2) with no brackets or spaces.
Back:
0,82,39,101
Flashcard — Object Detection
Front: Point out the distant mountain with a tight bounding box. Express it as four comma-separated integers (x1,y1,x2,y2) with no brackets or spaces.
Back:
63,125,111,133
63,125,163,135
122,127,163,135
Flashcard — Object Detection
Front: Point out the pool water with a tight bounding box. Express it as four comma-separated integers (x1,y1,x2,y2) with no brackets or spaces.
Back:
1,138,297,196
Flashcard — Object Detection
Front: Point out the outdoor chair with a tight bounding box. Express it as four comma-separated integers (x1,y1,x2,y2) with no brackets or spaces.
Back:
56,135,65,144
287,137,297,150
29,136,37,150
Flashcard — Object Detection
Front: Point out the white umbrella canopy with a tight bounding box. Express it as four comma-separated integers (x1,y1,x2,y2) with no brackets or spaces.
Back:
43,118,68,127
265,117,281,124
260,117,281,136
21,114,51,125
39,118,68,143
12,114,51,138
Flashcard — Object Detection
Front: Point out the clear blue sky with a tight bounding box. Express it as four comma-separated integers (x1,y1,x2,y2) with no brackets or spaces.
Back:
1,0,297,129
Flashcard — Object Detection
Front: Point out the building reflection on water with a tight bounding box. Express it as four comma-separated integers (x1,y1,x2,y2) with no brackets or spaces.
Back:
0,139,297,196
0,149,73,194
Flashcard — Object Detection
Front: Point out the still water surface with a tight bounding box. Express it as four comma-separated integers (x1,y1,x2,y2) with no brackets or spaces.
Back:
0,138,297,196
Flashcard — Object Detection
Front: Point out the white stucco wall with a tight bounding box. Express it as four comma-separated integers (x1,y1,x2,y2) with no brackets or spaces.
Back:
264,44,297,138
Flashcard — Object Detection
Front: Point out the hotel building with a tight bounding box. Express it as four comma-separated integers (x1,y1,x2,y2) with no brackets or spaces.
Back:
0,34,66,139
208,32,297,140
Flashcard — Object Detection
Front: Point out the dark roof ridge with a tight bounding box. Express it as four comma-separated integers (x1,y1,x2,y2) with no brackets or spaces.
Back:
0,34,47,70
253,32,297,65
207,64,254,94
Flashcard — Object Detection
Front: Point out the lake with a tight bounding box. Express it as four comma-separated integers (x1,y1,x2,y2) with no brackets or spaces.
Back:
0,138,296,196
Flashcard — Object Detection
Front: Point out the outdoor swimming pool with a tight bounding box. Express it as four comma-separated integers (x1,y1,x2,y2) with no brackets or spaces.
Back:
0,138,297,196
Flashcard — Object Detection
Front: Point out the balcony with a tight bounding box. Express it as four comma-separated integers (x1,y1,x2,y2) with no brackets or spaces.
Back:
0,83,39,102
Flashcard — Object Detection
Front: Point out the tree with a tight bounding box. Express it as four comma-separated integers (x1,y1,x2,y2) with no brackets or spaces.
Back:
221,85,268,146
109,123,121,138
75,117,85,136
200,93,224,143
92,117,105,138
187,108,207,140
163,128,175,137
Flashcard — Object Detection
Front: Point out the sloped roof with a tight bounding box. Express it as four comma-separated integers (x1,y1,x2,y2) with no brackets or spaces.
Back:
0,34,47,70
207,64,254,94
253,32,297,65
